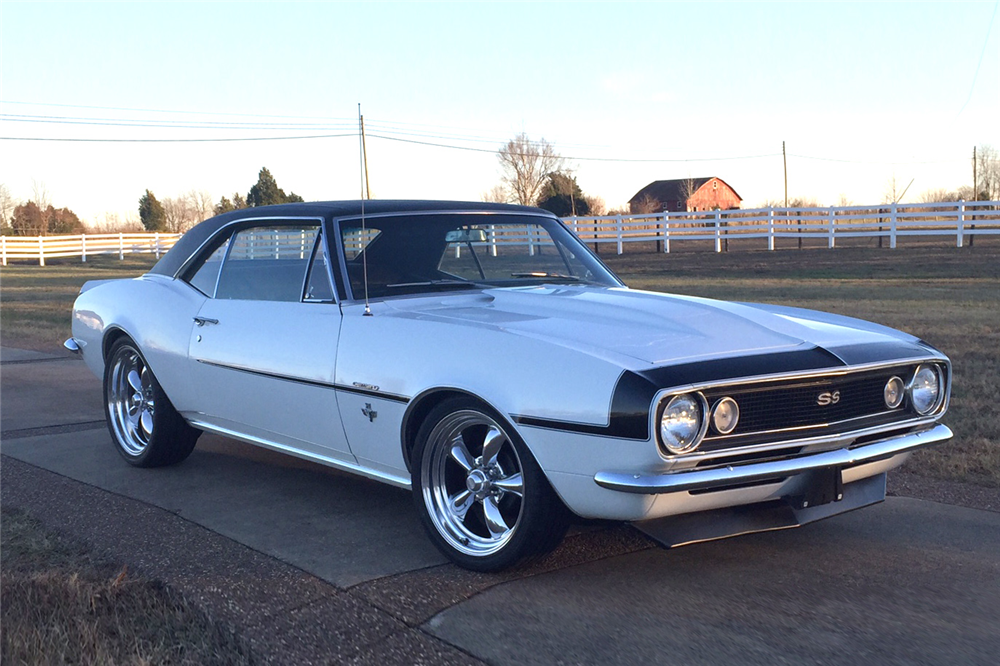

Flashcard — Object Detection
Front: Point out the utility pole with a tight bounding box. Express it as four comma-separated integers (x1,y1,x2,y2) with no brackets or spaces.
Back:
782,141,788,207
973,146,978,201
971,146,978,247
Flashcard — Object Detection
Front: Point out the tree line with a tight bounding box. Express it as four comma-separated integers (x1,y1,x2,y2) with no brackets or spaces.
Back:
2,143,998,237
137,167,303,232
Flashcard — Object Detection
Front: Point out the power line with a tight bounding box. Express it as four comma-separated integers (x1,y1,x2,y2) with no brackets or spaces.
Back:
369,133,780,163
0,99,353,123
0,133,355,143
790,153,964,166
956,0,999,118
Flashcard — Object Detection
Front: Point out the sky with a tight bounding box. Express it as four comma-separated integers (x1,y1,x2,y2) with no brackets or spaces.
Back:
1,1,998,225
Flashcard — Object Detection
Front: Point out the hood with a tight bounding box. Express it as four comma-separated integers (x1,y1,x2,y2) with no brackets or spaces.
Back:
382,285,929,368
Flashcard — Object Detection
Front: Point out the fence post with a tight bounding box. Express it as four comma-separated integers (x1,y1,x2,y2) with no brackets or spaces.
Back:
1,235,6,266
664,213,670,254
889,201,898,249
828,207,835,249
768,207,775,251
118,232,125,260
616,214,623,254
81,234,87,263
956,200,965,248
38,236,45,266
714,212,722,253
489,224,497,257
154,232,161,258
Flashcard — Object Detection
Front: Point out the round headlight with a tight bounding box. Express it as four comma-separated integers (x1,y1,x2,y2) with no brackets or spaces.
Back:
711,397,740,434
659,393,707,454
909,364,942,415
884,376,905,409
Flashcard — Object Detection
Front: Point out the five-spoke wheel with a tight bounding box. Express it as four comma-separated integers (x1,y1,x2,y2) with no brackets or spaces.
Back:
412,397,570,571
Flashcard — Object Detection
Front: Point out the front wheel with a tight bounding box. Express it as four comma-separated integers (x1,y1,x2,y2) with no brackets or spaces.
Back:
411,397,570,571
104,338,199,467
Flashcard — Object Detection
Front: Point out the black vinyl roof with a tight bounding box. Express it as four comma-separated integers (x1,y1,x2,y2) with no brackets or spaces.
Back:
150,200,548,277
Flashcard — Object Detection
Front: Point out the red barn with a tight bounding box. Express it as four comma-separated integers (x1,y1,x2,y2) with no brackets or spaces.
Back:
629,177,742,213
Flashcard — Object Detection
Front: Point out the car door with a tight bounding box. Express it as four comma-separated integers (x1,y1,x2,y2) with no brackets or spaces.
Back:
182,219,353,461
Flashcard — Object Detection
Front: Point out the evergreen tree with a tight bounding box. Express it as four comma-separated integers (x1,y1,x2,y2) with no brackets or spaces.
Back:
247,167,287,207
138,190,168,231
537,172,590,217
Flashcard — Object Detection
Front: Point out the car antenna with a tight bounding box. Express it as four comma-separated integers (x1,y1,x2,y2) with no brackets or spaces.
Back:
358,103,372,316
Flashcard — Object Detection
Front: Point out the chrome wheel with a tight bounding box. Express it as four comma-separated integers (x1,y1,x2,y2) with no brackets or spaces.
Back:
107,345,156,456
421,409,525,558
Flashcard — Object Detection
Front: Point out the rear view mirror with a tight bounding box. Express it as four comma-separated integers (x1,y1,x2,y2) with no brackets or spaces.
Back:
445,229,488,243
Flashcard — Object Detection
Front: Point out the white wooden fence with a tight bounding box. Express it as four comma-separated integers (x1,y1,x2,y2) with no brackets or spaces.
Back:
2,201,997,266
0,232,181,266
563,200,1000,254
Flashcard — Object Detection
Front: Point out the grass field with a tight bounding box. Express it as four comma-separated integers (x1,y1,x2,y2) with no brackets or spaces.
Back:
2,246,997,486
1,506,256,665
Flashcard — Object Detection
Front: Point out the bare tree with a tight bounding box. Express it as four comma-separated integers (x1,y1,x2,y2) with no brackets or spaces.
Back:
187,189,215,224
482,184,509,204
919,188,957,204
30,179,53,233
882,174,901,204
975,144,999,200
630,194,662,214
583,194,606,216
679,176,699,211
162,196,196,233
0,183,18,230
497,133,564,206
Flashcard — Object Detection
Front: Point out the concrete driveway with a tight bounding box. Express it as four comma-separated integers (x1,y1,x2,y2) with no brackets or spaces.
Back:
3,347,998,665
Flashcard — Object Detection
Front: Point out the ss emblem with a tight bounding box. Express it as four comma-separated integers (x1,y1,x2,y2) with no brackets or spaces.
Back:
817,390,841,406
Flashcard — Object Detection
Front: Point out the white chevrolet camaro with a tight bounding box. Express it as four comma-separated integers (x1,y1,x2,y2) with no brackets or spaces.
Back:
67,200,952,571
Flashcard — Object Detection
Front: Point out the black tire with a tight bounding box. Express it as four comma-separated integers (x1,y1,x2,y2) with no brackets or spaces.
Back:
411,396,570,572
104,338,199,468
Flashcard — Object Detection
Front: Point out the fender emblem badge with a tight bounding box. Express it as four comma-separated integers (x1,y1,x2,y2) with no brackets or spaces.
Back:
362,403,378,423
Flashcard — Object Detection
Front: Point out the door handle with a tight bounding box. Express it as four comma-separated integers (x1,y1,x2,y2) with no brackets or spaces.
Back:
193,316,219,327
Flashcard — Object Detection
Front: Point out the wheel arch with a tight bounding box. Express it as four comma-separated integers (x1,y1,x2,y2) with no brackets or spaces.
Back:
102,326,132,362
400,387,512,474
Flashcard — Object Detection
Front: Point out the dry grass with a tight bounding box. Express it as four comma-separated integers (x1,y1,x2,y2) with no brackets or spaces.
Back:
605,245,1000,487
1,256,159,351
1,507,256,666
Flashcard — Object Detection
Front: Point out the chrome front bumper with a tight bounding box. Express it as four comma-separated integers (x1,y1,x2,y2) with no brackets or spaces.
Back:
594,423,952,495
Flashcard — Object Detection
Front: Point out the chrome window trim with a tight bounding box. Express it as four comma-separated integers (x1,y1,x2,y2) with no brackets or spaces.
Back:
173,215,327,281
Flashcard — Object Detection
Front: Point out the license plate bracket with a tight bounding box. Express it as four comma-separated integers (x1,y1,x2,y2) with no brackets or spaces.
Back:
785,467,844,510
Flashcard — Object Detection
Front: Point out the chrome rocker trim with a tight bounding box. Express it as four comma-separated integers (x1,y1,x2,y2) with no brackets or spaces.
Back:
594,423,952,494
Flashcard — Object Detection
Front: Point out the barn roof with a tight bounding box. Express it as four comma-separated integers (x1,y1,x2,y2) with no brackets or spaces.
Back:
629,177,743,205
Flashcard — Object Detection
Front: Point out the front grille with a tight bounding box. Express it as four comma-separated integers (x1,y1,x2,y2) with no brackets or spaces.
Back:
694,362,939,451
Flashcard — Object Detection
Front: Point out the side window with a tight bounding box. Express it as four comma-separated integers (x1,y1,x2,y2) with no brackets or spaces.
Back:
215,225,320,302
304,234,335,302
188,239,230,297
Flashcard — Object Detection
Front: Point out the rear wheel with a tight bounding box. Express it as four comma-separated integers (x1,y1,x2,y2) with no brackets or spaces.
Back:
412,397,570,571
104,338,199,467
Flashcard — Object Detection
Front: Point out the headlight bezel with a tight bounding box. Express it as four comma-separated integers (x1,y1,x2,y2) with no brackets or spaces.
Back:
656,392,709,456
909,363,945,416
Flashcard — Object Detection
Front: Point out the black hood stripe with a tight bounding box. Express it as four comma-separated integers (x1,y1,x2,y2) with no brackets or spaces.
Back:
514,347,845,440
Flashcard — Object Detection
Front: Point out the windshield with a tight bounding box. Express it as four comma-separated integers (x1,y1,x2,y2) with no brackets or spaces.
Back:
338,212,622,299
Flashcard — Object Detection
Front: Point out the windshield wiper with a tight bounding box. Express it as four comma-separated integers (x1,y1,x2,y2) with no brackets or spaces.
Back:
510,272,586,282
385,279,481,290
